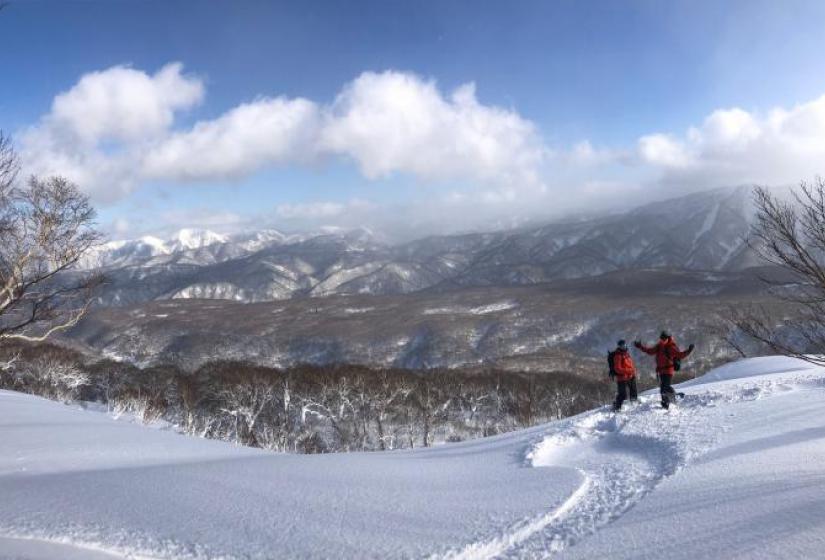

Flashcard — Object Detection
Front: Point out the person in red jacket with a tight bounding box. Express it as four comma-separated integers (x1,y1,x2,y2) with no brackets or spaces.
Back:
635,331,695,409
611,339,637,411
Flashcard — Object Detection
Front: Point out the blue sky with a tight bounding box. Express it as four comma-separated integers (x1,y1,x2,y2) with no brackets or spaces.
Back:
2,0,825,239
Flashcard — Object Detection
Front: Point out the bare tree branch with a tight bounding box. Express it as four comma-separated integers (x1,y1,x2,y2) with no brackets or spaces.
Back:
0,132,18,193
0,138,103,341
737,180,825,364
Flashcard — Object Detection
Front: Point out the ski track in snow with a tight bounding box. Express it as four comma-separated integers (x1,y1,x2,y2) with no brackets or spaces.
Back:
438,373,814,560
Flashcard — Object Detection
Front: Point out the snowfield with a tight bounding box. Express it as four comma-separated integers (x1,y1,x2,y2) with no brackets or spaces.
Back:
3,356,825,559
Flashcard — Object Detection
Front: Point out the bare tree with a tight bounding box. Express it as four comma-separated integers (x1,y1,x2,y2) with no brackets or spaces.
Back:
734,180,825,364
707,315,748,359
216,370,281,447
0,138,103,341
0,132,19,191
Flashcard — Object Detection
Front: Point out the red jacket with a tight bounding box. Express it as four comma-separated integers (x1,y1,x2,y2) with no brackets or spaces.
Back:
635,337,691,376
612,349,636,381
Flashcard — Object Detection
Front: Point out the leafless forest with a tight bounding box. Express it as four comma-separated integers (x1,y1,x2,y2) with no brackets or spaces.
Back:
0,341,636,453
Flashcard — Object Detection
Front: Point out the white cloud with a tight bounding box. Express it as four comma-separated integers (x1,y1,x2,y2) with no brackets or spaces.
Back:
111,218,132,236
640,95,825,185
147,71,545,187
699,108,761,148
21,62,204,201
275,199,376,221
638,133,691,168
21,66,547,201
147,208,247,238
565,140,620,166
275,201,346,219
320,72,544,186
144,97,320,180
20,133,138,201
48,62,203,146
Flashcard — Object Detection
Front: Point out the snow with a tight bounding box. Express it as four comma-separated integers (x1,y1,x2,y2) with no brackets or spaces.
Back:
718,237,746,266
171,282,247,301
310,262,384,295
543,320,593,345
681,354,820,384
0,391,578,559
422,301,518,316
81,230,231,271
693,202,720,245
0,536,126,560
468,302,518,315
171,229,228,251
4,356,825,558
422,306,461,315
342,307,375,314
235,229,289,252
139,236,171,254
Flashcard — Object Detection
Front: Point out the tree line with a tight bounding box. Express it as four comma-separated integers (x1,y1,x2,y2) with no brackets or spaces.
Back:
0,341,617,453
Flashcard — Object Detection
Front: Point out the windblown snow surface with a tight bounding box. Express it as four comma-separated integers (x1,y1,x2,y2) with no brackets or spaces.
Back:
3,356,825,559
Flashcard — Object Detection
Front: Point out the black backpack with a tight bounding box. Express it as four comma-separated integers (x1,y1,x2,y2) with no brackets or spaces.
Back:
607,350,617,378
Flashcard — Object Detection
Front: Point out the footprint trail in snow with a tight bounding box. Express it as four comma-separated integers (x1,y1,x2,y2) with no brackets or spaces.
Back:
441,378,795,560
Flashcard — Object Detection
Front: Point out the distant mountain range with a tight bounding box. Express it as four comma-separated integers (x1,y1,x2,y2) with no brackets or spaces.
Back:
86,186,761,306
56,185,786,371
63,268,779,372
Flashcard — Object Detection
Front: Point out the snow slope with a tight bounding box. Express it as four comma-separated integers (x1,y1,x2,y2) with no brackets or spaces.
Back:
3,356,825,559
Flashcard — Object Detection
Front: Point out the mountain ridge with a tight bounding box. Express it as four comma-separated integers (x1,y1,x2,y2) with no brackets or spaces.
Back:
87,186,760,305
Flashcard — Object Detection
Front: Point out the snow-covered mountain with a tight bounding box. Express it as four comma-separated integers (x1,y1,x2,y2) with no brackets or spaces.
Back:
167,228,228,252
3,356,824,558
87,186,762,306
81,229,229,269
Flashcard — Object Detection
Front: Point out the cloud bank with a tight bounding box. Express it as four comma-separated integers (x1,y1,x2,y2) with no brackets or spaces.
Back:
22,65,545,204
639,95,825,186
17,62,825,236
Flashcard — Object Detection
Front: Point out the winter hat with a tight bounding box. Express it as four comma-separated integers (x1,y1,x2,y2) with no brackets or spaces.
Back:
617,339,627,349
660,330,670,340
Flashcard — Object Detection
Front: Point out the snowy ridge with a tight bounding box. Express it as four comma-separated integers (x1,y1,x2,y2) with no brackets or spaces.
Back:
437,356,824,559
82,186,760,305
3,356,825,559
169,229,228,251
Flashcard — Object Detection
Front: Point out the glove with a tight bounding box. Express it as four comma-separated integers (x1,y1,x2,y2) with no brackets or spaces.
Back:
688,344,695,353
634,340,642,348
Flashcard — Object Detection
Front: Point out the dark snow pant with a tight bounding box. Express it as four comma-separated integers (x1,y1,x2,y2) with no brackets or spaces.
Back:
628,377,638,401
659,374,676,408
614,378,638,410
